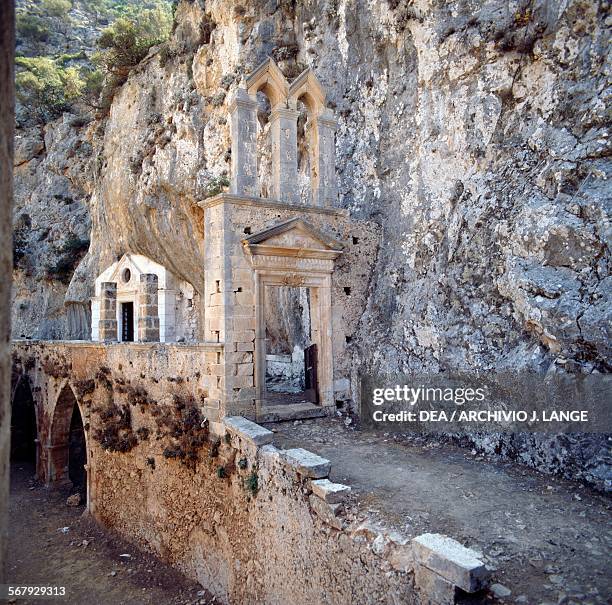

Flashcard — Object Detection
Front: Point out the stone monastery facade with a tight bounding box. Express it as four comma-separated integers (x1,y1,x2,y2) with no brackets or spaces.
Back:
89,58,379,423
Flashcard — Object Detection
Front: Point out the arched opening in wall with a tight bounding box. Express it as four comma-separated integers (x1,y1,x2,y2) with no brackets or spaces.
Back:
296,96,314,205
50,386,87,500
264,285,317,405
10,377,37,469
68,402,86,494
256,91,273,198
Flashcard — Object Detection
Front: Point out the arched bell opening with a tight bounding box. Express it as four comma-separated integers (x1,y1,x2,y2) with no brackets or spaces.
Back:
296,95,315,205
256,90,273,199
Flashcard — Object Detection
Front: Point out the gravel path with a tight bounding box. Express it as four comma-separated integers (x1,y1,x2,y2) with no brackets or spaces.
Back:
272,418,612,605
7,464,213,605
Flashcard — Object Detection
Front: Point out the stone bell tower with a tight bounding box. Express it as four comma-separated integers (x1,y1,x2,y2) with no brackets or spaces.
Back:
198,58,377,423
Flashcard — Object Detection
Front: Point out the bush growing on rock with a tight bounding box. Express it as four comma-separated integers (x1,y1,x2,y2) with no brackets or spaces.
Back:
16,14,50,44
95,4,172,79
15,56,85,122
41,0,73,19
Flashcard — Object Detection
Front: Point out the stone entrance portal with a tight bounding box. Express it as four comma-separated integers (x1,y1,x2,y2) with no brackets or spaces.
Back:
263,285,313,401
246,219,342,417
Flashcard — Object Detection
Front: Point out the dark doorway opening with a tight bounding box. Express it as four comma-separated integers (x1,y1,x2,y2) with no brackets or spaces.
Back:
10,378,37,464
264,285,317,405
121,301,134,342
68,403,86,495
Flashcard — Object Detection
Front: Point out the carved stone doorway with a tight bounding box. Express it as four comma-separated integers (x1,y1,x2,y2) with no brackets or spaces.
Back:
263,285,317,406
242,218,341,420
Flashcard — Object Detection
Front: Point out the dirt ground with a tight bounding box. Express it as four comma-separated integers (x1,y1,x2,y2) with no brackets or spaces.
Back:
7,464,213,605
272,417,612,605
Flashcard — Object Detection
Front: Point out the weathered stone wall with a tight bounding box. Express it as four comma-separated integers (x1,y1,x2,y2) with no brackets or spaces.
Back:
0,0,15,581
11,341,224,486
90,428,418,605
12,341,496,605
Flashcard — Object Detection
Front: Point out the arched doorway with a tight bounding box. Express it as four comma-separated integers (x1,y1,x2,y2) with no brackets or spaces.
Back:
68,403,86,496
49,385,87,500
10,377,37,468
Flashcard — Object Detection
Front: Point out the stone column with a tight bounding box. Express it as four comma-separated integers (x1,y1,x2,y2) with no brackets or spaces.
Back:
229,87,258,197
312,110,338,207
98,282,118,342
137,274,160,342
0,0,14,581
270,106,300,204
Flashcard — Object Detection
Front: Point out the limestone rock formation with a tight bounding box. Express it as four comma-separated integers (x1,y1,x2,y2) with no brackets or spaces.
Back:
11,1,611,483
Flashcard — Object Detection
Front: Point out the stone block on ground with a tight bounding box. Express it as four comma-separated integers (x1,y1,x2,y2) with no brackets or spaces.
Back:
490,583,512,599
413,533,490,593
224,416,273,445
281,448,331,478
310,478,351,503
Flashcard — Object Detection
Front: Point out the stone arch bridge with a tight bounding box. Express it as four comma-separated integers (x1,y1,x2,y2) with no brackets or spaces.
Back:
10,340,223,512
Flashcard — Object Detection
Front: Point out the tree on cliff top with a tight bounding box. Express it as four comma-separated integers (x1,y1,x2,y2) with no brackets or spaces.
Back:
95,6,172,79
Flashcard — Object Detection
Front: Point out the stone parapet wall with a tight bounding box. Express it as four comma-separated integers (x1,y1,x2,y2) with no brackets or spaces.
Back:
89,411,491,604
10,340,493,605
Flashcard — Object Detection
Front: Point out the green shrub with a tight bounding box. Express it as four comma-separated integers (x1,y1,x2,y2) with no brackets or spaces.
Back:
61,234,90,255
95,6,172,79
13,228,29,269
15,56,85,121
203,175,230,199
44,234,89,284
16,14,50,43
57,51,87,66
244,470,259,495
45,257,76,284
41,0,73,19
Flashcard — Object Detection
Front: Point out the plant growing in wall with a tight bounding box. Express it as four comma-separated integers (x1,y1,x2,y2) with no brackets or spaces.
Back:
203,175,230,199
243,469,259,496
150,394,210,470
92,403,138,453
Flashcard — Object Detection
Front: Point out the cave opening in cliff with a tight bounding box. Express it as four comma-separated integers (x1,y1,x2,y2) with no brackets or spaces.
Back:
10,377,37,467
264,285,317,405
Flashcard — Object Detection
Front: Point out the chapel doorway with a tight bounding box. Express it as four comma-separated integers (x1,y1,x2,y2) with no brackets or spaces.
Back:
121,301,134,342
264,285,318,405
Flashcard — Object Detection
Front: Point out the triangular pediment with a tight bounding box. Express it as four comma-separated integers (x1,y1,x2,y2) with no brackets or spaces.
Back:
246,57,289,107
288,68,326,113
243,218,343,252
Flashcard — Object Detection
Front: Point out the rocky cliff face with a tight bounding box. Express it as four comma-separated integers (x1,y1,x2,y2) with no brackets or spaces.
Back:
12,1,611,482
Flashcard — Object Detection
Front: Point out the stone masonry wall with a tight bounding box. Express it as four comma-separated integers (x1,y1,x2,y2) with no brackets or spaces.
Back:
0,0,15,580
12,341,497,605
